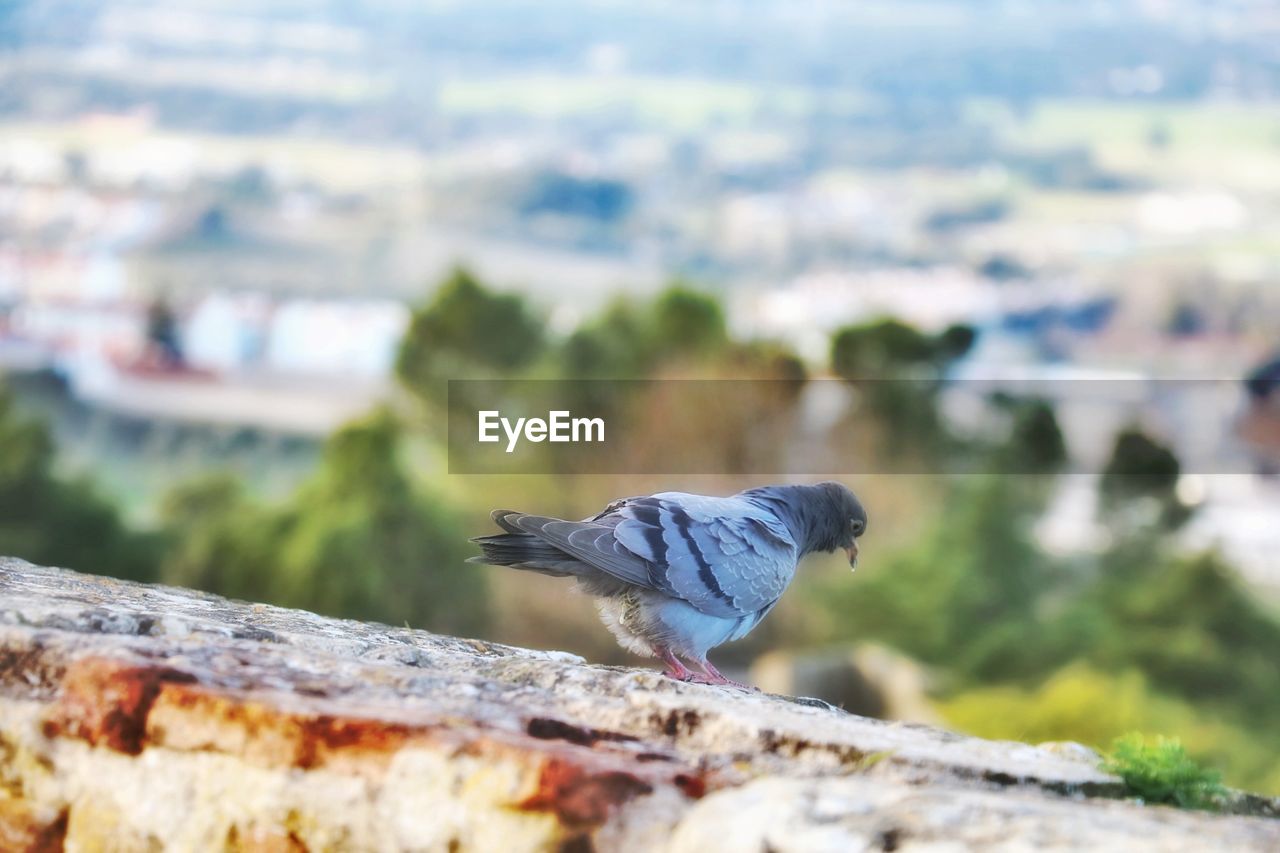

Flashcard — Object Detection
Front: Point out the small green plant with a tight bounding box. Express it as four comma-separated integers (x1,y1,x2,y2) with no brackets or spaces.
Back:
1105,733,1228,811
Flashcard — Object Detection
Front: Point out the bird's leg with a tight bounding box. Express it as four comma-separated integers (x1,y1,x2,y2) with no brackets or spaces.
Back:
657,647,718,684
657,646,694,680
697,659,757,691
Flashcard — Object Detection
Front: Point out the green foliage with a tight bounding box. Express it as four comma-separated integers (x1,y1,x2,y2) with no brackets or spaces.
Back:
551,286,803,472
1059,545,1280,724
1105,734,1228,810
830,318,975,379
939,665,1274,795
0,387,158,582
559,296,659,378
649,284,729,359
994,396,1067,473
558,283,734,379
834,473,1280,729
403,274,754,392
936,323,978,361
1099,427,1189,528
941,665,1181,749
278,411,485,632
831,319,934,377
823,416,1279,795
815,407,1280,795
158,411,488,635
828,319,975,461
159,474,280,600
824,476,1059,682
730,339,808,383
397,267,545,398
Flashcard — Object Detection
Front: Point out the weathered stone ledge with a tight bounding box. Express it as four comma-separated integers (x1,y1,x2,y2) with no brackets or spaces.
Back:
0,557,1276,851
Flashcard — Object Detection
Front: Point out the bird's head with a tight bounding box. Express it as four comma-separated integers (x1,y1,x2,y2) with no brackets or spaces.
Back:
819,481,868,568
743,481,868,567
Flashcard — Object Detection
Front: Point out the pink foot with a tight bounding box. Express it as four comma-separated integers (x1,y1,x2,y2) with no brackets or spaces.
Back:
699,660,757,691
658,647,695,681
657,648,756,690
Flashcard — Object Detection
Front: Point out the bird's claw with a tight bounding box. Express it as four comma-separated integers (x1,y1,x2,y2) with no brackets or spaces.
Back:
658,647,757,690
701,661,758,691
669,671,717,685
709,676,758,691
661,669,757,691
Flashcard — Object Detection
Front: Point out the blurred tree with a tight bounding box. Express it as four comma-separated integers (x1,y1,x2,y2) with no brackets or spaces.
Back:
831,318,975,378
275,411,486,632
1059,545,1280,726
0,388,158,581
558,284,738,380
553,287,804,474
823,476,1059,683
831,319,935,377
1099,426,1190,528
158,474,279,600
936,323,977,362
731,340,808,384
649,284,729,360
830,319,975,461
397,267,545,399
159,411,488,635
560,296,656,379
996,397,1068,474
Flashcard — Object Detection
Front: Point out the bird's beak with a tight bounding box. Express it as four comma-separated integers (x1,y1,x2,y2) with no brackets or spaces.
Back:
845,542,859,569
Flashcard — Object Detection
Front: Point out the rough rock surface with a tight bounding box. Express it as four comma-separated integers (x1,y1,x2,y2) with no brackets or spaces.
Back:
0,558,1276,852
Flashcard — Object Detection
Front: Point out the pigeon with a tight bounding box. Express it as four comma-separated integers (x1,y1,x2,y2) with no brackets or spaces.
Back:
468,481,867,689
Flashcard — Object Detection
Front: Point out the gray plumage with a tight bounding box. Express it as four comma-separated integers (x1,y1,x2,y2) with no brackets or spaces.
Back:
468,482,867,687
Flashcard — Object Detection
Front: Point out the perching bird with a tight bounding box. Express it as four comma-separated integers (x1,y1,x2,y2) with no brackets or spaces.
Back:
468,481,867,689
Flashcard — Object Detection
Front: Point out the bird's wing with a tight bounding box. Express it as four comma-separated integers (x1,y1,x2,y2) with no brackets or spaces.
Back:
508,512,655,587
508,493,798,619
611,492,799,618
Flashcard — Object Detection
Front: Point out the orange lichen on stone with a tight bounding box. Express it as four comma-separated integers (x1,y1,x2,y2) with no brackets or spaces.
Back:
226,825,309,853
40,657,195,754
519,758,655,828
146,681,434,773
0,798,67,853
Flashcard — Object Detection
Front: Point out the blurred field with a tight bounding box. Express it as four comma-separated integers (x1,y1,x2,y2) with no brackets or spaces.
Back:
1007,99,1280,191
437,74,869,128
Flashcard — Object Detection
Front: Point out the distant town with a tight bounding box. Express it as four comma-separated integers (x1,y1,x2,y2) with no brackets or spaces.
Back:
1,0,1278,583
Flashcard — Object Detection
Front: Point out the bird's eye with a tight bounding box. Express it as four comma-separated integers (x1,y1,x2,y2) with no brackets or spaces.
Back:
850,518,865,536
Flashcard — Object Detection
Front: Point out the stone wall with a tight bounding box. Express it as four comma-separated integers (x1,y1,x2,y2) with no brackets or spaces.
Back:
0,558,1276,851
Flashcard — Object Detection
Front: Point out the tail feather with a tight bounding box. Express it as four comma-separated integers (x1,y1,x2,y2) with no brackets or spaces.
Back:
489,509,526,534
469,510,581,577
470,510,635,595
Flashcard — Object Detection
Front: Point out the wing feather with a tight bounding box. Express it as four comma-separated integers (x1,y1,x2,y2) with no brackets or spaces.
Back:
613,493,798,618
499,493,799,620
